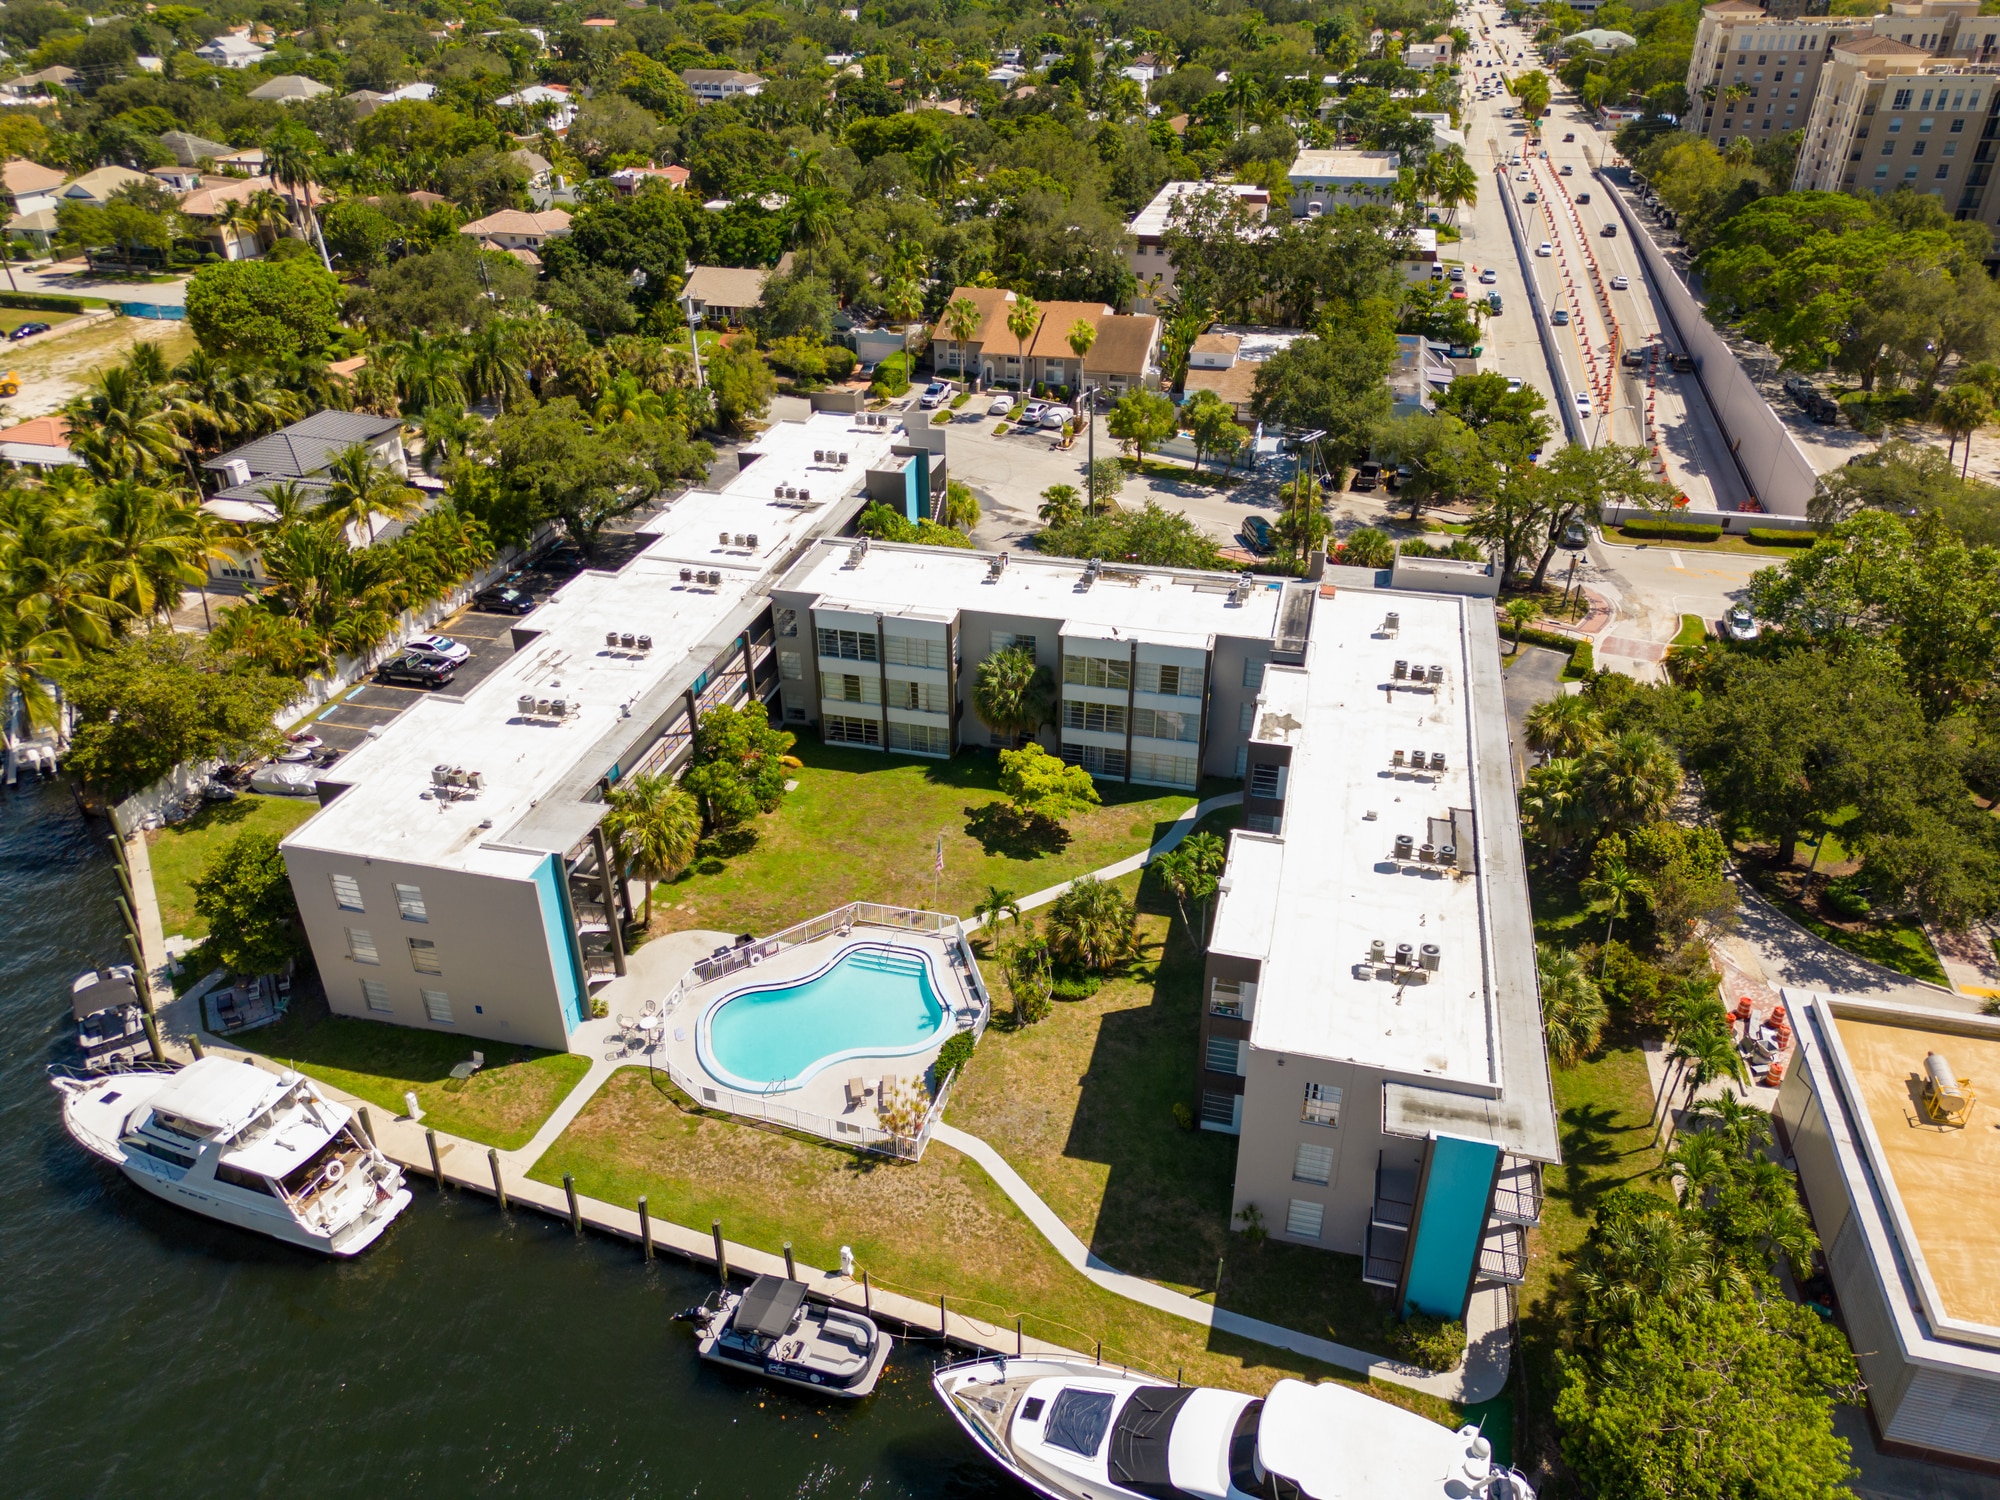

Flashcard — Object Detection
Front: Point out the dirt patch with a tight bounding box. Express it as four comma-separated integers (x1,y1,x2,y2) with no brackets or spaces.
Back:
4,319,196,418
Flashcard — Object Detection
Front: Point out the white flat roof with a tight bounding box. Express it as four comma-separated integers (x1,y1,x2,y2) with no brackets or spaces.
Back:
285,414,904,875
780,541,1287,649
1127,180,1269,238
1288,148,1400,183
1213,588,1497,1089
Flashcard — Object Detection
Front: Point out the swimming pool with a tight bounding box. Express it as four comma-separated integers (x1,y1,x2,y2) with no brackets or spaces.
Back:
697,942,951,1094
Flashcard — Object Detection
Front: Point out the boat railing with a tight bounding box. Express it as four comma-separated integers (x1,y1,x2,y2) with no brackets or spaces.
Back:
46,1058,178,1088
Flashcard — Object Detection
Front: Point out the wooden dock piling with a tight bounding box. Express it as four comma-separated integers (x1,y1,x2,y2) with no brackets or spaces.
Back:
489,1148,506,1212
711,1219,727,1282
564,1173,580,1233
426,1129,443,1184
639,1196,652,1259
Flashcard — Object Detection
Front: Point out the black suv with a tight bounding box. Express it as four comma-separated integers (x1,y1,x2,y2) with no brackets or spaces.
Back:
475,584,537,615
380,653,458,687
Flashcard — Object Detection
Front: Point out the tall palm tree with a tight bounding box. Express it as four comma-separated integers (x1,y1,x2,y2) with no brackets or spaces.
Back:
0,606,74,732
593,373,667,425
943,295,981,379
1523,694,1604,760
1537,942,1607,1068
883,278,924,365
972,884,1022,936
786,188,840,272
915,134,967,202
386,331,466,416
64,366,187,480
1065,318,1096,394
411,407,481,473
90,478,208,622
1222,72,1264,138
1519,756,1593,852
1585,729,1682,828
459,320,529,412
1580,857,1649,968
1660,1129,1733,1208
321,442,417,545
265,120,331,270
1006,295,1040,391
601,772,702,925
974,644,1053,746
1656,1023,1747,1148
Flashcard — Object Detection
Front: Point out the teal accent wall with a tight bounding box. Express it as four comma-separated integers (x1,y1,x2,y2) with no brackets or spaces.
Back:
903,454,922,522
532,855,587,1033
1402,1134,1500,1319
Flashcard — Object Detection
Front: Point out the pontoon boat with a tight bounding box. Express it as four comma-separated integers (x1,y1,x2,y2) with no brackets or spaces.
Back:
677,1275,890,1397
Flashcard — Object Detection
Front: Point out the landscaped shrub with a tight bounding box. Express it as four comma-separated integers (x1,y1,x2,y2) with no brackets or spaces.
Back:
1050,968,1102,1000
933,1028,976,1083
1563,640,1595,679
0,290,102,312
1824,875,1873,920
1391,1314,1467,1372
1747,527,1816,547
1399,537,1486,561
1619,518,1723,542
869,349,912,397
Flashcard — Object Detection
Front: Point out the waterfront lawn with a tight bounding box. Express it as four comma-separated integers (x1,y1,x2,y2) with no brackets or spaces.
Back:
651,739,1208,938
947,838,1406,1362
147,794,320,941
531,1066,1451,1417
249,989,591,1151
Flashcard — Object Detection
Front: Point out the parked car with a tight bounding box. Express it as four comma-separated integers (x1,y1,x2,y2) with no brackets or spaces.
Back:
10,321,50,340
1551,308,1570,325
1600,222,1618,238
1479,267,1498,284
1536,242,1553,257
1575,192,1590,204
405,632,471,663
1488,292,1503,314
1239,515,1273,553
1505,377,1524,393
1560,522,1589,550
1450,286,1468,301
1722,606,1760,643
1351,460,1382,492
379,653,458,688
988,392,1015,417
1039,405,1074,430
919,381,950,409
536,542,583,576
1447,265,1464,282
1610,274,1629,290
475,585,537,615
1018,401,1046,427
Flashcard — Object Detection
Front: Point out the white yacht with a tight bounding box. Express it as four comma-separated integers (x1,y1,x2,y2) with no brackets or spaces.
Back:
52,1055,411,1255
935,1356,1534,1500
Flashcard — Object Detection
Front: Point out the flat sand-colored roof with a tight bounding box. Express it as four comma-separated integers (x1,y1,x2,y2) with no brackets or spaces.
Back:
1835,1016,2000,1329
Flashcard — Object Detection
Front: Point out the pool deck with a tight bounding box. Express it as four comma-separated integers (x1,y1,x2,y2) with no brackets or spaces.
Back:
637,929,980,1126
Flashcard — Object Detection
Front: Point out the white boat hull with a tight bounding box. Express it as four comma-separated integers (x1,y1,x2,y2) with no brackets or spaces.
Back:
116,1156,414,1255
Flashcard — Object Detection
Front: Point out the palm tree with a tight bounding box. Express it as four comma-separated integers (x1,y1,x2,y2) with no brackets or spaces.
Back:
1006,295,1041,392
601,772,702,925
1222,72,1264,138
265,120,331,270
1434,149,1479,227
386,331,466,416
90,479,208,622
412,407,481,473
786,188,840,272
915,134,967,202
941,480,979,531
1580,857,1649,967
1685,1092,1771,1156
1935,383,1991,478
974,644,1053,746
1046,875,1138,973
1584,729,1682,828
1519,756,1593,852
1065,318,1096,394
250,479,320,534
1538,942,1607,1068
882,277,924,365
1656,1022,1747,1149
593,373,668,425
1037,483,1083,527
1503,596,1537,649
0,606,74,732
943,295,981,379
1661,1129,1733,1209
787,146,830,188
1523,694,1604,760
973,884,1022,936
1568,1209,1717,1330
64,366,187,480
322,442,416,545
459,320,530,412
1154,830,1226,948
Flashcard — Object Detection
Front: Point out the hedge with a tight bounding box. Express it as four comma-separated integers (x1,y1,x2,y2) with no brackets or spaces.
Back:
1563,641,1595,679
1747,527,1817,547
1505,622,1596,679
1619,518,1723,542
0,290,104,313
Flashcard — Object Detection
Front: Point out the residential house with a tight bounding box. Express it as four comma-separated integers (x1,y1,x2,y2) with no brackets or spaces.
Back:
680,69,765,103
609,164,690,194
1404,39,1453,69
507,148,554,192
679,264,773,325
214,147,268,176
246,74,332,103
0,414,77,469
158,130,231,167
199,412,411,584
927,286,1161,393
0,65,76,101
1390,335,1457,416
0,159,63,218
194,31,268,68
1182,327,1308,420
178,175,325,260
58,166,155,207
342,82,438,117
1124,180,1270,314
495,84,577,130
1079,314,1162,398
1287,149,1402,214
457,208,571,253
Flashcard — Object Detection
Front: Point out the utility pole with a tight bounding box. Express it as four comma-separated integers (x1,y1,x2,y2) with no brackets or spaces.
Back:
1083,383,1098,511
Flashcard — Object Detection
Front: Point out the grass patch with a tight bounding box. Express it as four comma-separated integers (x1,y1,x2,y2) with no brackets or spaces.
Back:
0,308,76,335
651,739,1206,938
1131,456,1242,488
1604,527,1792,558
247,987,591,1150
146,794,319,941
530,1065,1454,1416
1672,613,1707,649
1765,885,1946,984
949,842,1409,1361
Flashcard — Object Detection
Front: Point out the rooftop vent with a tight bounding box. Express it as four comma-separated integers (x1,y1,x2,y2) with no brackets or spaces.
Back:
845,538,869,568
1429,751,1446,772
680,567,692,583
1393,832,1414,859
637,634,652,651
746,532,758,547
986,551,1009,580
621,632,636,649
719,531,731,545
223,458,251,487
1427,664,1444,685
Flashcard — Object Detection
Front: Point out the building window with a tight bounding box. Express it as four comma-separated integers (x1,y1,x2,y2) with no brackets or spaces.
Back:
330,873,364,911
1293,1142,1334,1185
888,721,950,755
409,938,442,975
1938,163,1951,179
778,651,802,679
1249,764,1284,800
1061,741,1127,777
1063,699,1127,735
991,632,1036,662
1952,117,1966,132
1913,141,1927,156
1875,165,1889,179
892,679,950,713
1063,654,1130,690
347,928,379,965
360,978,392,1013
1240,701,1256,733
1234,745,1248,777
1245,812,1279,834
1285,1199,1325,1239
1130,750,1198,787
1242,659,1265,690
824,714,880,746
817,626,877,662
1302,1081,1342,1127
420,988,454,1024
829,672,880,705
1210,979,1247,1018
1199,1091,1238,1127
776,608,799,637
1132,707,1197,743
884,634,948,669
1893,88,1913,109
1205,1036,1245,1076
394,884,428,923
1137,661,1201,697
1920,116,1935,133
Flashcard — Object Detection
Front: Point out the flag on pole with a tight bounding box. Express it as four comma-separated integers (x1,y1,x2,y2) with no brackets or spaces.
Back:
934,834,946,875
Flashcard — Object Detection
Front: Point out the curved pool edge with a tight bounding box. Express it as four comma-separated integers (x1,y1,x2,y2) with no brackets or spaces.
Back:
693,937,959,1097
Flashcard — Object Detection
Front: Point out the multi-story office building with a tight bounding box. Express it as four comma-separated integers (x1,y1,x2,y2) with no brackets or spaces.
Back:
278,412,940,1051
1195,585,1556,1318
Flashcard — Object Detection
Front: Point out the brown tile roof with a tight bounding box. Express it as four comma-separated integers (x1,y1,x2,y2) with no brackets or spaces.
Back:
457,208,572,237
1839,35,1930,55
1025,301,1115,359
0,159,62,197
1082,314,1160,377
680,264,772,308
930,285,1017,350
1191,333,1241,358
1183,362,1258,413
178,174,325,217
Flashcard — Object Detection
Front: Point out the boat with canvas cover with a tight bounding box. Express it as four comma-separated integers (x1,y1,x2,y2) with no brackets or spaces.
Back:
676,1274,891,1397
69,966,148,1069
51,1055,410,1255
934,1355,1534,1500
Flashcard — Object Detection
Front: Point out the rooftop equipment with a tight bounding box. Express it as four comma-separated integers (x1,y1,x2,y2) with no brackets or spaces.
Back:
1394,660,1408,679
1393,833,1415,859
637,634,652,651
1922,1051,1978,1127
1419,943,1440,972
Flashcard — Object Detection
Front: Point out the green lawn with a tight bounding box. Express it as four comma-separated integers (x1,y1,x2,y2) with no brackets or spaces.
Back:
1765,885,1947,985
530,1066,1455,1418
0,308,76,335
1672,613,1708,649
147,794,320,941
248,988,590,1151
650,739,1210,938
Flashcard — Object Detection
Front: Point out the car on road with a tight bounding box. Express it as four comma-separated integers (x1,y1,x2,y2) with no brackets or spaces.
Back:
475,584,537,615
1563,132,1576,142
1039,405,1074,430
1479,267,1498,284
1551,308,1569,325
1721,606,1760,643
1575,191,1591,204
9,321,50,340
1239,515,1272,553
1536,241,1553,256
1609,274,1628,290
1351,461,1382,492
1488,292,1503,313
1600,222,1618,237
1524,190,1538,203
1515,170,1529,180
1506,377,1524,393
1668,351,1695,372
1575,392,1593,415
919,381,950,409
1559,164,1573,175
988,392,1014,416
404,633,471,663
379,654,458,688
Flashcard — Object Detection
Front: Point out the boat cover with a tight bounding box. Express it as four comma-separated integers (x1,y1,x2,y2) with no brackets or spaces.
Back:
734,1276,808,1339
1107,1384,1195,1491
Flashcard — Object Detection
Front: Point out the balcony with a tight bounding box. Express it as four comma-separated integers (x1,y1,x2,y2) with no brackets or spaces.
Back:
1478,1222,1527,1285
1363,1155,1418,1287
1491,1156,1544,1226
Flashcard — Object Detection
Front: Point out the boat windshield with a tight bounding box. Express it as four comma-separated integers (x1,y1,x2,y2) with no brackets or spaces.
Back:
1044,1389,1116,1459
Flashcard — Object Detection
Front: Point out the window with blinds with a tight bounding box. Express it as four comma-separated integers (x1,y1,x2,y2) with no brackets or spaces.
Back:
1243,659,1266,690
1249,764,1284,800
1137,661,1202,697
1293,1142,1334,1185
359,978,391,1013
1205,1036,1245,1076
825,715,881,745
1131,751,1197,787
889,722,950,754
892,679,951,713
330,873,364,911
346,928,379,965
1061,742,1127,777
1062,700,1126,735
1132,707,1197,743
817,626,877,661
828,672,880,705
395,884,428,922
992,632,1037,662
420,988,454,1024
408,938,442,975
1063,654,1130,690
778,651,802,679
884,634,948,669
1302,1082,1342,1127
1286,1199,1325,1239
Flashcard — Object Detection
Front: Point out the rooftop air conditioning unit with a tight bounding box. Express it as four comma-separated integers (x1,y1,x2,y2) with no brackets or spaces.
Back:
550,698,567,717
1369,938,1386,963
680,568,692,583
1419,943,1440,972
518,695,536,716
536,699,554,716
1383,611,1401,635
746,533,758,547
798,487,810,502
621,632,636,649
1429,752,1446,772
223,458,251,487
1427,664,1444,684
1393,832,1414,858
1393,660,1408,679
468,771,484,790
1394,942,1416,967
733,534,747,547
636,634,652,651
814,449,826,463
606,631,619,648
432,764,452,786
719,531,731,544
838,452,849,466
773,484,785,498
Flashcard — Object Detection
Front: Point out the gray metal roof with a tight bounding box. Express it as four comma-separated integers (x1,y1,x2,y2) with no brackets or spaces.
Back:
204,411,402,480
158,130,231,165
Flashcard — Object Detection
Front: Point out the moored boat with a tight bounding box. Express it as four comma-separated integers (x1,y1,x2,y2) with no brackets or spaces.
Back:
51,1055,411,1256
70,966,148,1069
934,1355,1534,1500
677,1275,891,1397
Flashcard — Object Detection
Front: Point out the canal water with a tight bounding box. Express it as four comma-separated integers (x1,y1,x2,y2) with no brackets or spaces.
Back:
0,782,1014,1499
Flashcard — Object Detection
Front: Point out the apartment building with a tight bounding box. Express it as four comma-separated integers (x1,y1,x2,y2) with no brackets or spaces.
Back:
278,412,931,1051
1124,180,1270,314
1197,586,1555,1317
768,544,1302,787
926,286,1161,395
1286,149,1402,214
1682,0,1860,146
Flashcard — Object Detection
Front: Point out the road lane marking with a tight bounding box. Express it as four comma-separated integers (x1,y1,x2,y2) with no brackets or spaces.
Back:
1668,550,1686,570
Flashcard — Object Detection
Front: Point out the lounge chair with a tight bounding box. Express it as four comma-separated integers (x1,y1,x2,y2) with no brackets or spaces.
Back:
846,1077,866,1111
